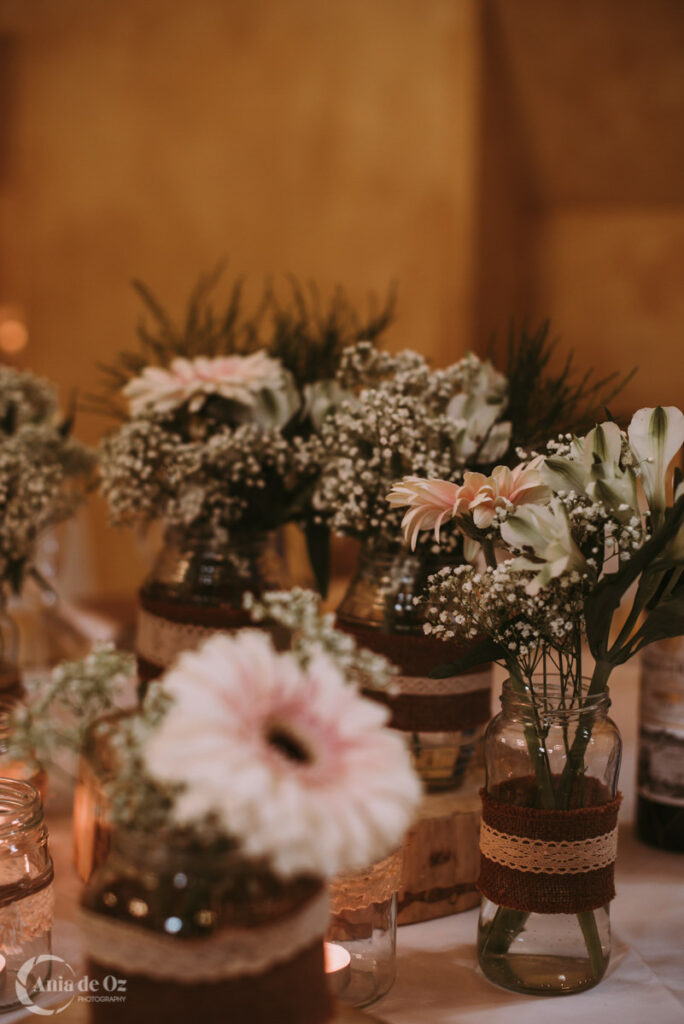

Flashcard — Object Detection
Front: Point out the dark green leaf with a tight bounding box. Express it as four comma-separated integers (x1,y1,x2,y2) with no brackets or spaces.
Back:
585,493,684,658
304,520,331,598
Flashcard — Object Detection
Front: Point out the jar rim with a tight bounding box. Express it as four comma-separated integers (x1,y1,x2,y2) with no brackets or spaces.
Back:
0,778,44,835
501,676,610,717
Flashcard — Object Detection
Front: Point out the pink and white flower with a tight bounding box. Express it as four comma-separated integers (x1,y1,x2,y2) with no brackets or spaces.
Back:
144,631,421,879
388,457,550,550
123,351,298,425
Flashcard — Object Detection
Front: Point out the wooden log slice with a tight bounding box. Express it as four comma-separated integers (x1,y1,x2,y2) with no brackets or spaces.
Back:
398,768,482,925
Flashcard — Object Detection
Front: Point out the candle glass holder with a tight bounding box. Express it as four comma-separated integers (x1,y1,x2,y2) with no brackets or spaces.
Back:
0,779,54,1012
72,710,135,882
327,850,400,1008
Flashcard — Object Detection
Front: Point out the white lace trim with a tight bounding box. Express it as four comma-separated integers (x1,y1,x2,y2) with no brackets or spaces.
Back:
0,882,54,955
78,888,329,982
330,850,402,914
392,666,491,697
480,822,618,874
136,609,220,668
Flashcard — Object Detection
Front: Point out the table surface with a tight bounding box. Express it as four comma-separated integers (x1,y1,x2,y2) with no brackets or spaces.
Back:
8,658,684,1023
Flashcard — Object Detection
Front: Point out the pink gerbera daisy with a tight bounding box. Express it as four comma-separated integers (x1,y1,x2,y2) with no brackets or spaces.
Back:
143,632,421,879
387,457,550,549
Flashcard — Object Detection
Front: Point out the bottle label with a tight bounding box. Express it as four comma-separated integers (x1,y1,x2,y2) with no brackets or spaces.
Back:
638,639,684,807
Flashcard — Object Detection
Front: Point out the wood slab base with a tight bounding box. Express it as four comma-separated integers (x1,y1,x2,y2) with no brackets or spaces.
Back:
398,770,483,925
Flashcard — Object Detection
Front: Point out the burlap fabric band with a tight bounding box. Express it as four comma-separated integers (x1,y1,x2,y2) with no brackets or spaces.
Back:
477,779,622,914
78,886,329,982
136,599,253,675
337,621,491,732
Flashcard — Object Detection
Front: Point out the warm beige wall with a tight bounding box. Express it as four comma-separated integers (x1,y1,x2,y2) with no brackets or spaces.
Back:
1,0,683,601
0,0,481,597
482,0,684,418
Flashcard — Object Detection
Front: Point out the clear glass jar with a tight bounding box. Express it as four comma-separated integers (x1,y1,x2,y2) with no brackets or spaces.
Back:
478,677,622,995
336,541,491,789
136,527,288,686
73,710,135,883
81,829,333,1024
0,779,54,1012
327,850,400,1008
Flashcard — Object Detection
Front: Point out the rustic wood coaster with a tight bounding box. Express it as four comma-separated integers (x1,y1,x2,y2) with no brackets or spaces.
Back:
398,769,483,924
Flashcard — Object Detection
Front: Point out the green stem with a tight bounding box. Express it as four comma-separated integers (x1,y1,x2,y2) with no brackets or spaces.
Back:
482,656,612,981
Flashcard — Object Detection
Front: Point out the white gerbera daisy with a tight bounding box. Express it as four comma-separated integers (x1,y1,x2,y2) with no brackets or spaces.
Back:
143,632,421,879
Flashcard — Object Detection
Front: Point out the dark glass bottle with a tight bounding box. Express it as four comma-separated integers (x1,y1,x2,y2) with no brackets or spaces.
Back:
636,637,684,852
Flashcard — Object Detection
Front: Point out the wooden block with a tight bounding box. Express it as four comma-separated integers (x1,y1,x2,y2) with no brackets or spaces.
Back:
398,770,482,925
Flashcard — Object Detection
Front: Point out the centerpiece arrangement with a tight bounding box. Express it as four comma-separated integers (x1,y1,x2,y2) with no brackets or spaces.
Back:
97,267,392,683
389,404,684,994
11,589,420,1023
0,367,93,694
311,324,630,790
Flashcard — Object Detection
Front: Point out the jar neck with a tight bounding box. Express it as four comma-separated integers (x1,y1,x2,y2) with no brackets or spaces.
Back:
501,677,611,723
162,526,277,556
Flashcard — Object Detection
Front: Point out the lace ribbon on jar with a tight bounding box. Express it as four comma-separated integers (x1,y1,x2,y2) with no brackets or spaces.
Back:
330,850,402,915
477,783,622,914
0,880,54,955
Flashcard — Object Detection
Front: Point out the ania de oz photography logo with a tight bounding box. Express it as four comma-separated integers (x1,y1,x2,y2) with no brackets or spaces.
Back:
15,955,127,1016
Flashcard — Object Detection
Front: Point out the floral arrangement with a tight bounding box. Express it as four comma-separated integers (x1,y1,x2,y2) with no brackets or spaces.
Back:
388,405,684,699
97,269,393,584
388,405,683,981
12,589,419,880
0,368,93,592
309,322,631,555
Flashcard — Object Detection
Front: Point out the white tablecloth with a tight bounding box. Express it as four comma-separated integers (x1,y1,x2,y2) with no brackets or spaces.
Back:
10,658,684,1022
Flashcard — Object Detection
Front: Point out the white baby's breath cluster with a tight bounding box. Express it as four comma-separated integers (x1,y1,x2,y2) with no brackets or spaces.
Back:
0,369,93,588
100,411,309,535
8,644,136,767
244,587,397,692
395,407,684,698
425,562,588,668
310,342,511,547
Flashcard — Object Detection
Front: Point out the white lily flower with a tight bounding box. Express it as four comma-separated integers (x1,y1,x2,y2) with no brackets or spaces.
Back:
628,406,684,517
500,498,587,595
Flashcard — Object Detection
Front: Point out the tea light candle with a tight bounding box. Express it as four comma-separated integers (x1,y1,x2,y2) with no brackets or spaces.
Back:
324,941,351,994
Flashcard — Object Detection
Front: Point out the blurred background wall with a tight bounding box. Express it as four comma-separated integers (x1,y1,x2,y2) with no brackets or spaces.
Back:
0,0,682,599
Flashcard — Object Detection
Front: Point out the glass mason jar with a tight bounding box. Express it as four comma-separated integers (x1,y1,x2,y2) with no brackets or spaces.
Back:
73,710,136,883
478,678,622,995
81,830,334,1024
136,527,288,687
327,850,400,1008
0,779,54,1012
336,540,492,790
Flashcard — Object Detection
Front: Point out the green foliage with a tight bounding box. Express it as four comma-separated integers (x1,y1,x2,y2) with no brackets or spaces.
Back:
493,320,636,456
94,263,394,415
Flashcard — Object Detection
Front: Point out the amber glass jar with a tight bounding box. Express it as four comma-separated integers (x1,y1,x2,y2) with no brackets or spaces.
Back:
336,541,491,789
136,528,288,686
81,829,333,1024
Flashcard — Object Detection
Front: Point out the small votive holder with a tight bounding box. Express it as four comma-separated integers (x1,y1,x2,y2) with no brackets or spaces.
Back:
326,849,401,1008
